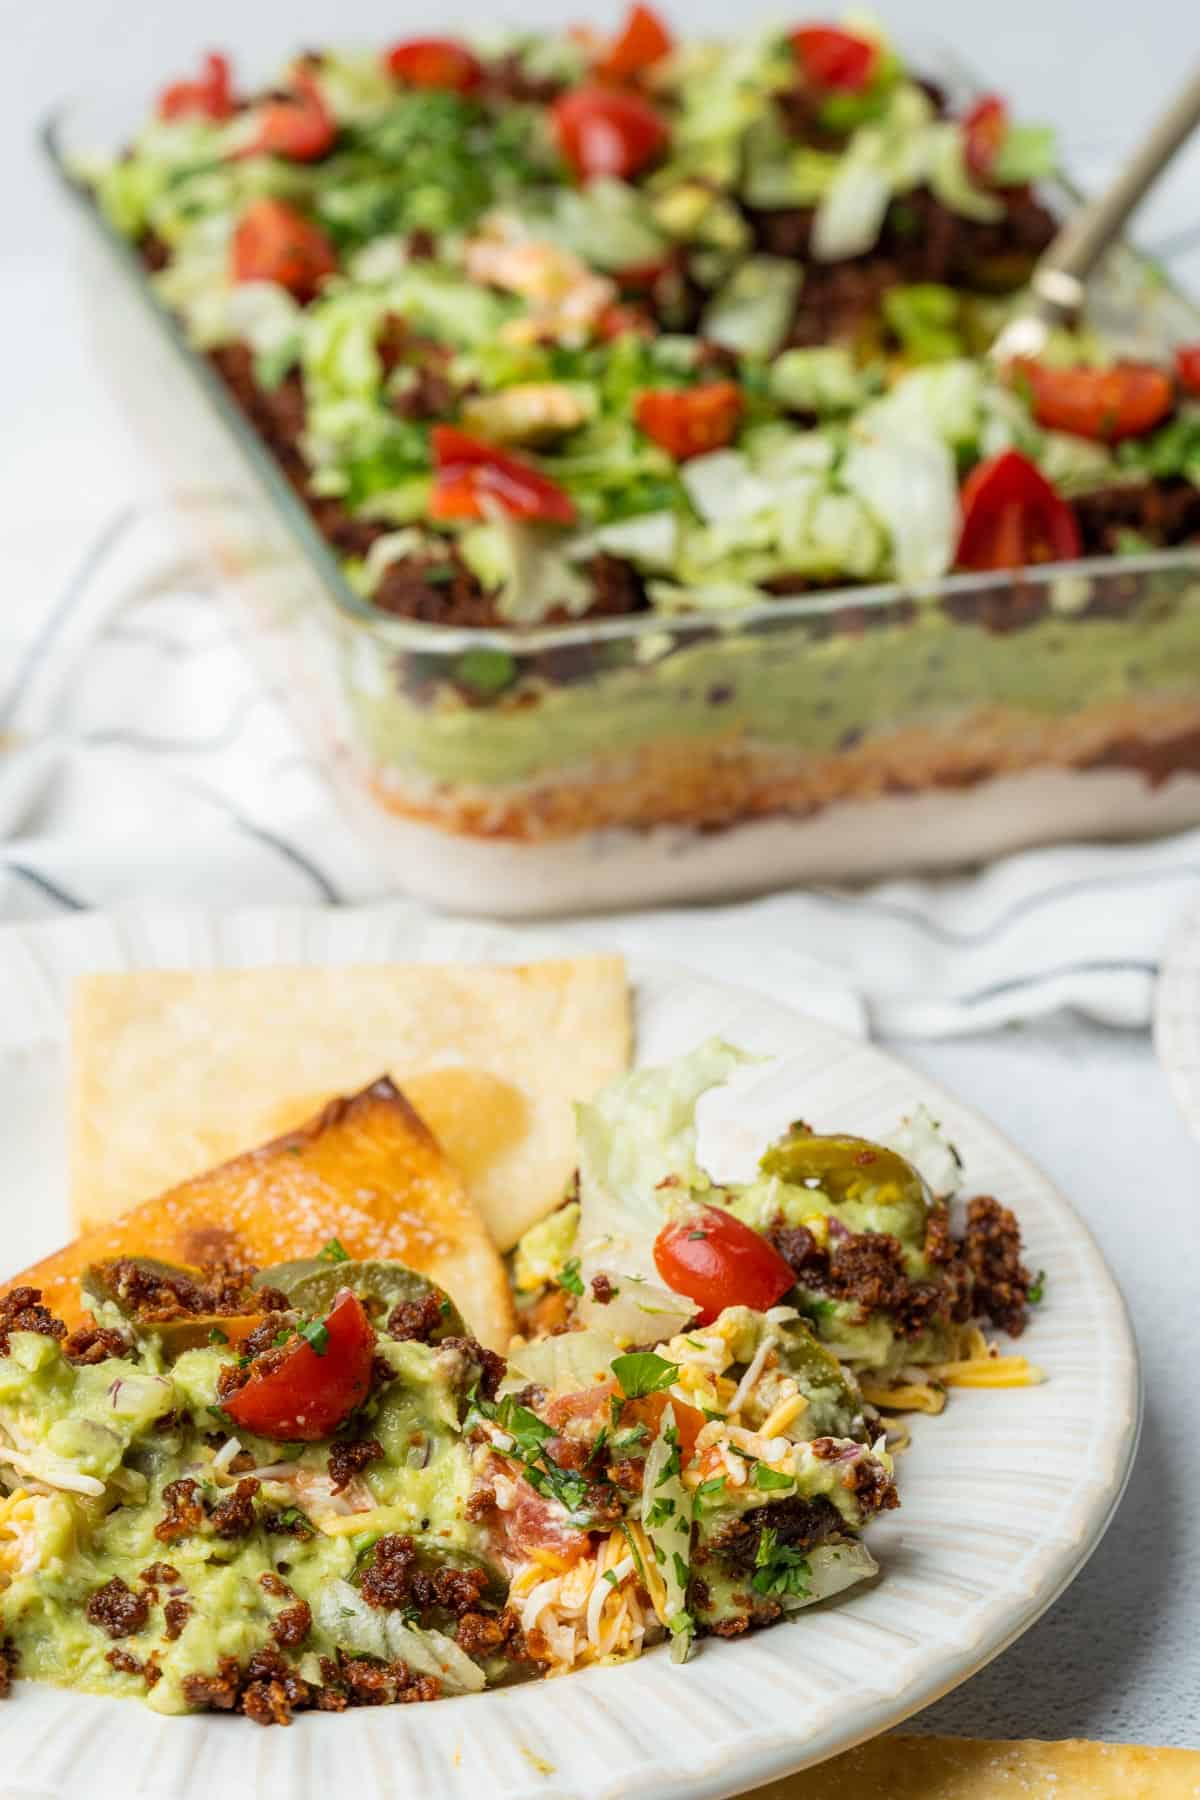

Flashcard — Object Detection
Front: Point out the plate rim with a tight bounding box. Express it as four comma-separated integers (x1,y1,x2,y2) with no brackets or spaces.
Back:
0,904,1141,1800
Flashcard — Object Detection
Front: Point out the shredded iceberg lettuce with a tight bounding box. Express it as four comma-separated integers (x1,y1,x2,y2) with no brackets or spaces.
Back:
842,426,958,586
575,1038,747,1287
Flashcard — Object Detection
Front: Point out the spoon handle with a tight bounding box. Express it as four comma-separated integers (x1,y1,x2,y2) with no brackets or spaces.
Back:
1039,64,1200,304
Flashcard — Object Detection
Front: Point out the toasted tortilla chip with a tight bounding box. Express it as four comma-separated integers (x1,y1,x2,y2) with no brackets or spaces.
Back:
19,1078,513,1350
753,1736,1200,1798
71,957,629,1251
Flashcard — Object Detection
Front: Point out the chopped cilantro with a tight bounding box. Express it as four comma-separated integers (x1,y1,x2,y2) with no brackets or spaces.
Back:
610,1423,649,1455
468,1388,604,1524
1028,1269,1047,1305
671,1552,689,1589
753,1464,794,1492
319,1238,350,1264
692,1475,727,1518
646,1496,676,1526
558,1257,584,1298
701,1406,725,1423
621,1521,648,1585
602,1568,619,1587
207,1326,228,1346
275,1506,315,1538
751,1527,811,1598
611,1351,680,1398
493,1397,553,1460
298,1319,330,1357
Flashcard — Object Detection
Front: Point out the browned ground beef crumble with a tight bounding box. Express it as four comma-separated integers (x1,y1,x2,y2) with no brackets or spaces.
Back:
962,1196,1032,1335
86,1576,151,1640
154,1477,208,1545
178,1645,437,1724
163,1597,192,1642
271,1600,313,1650
766,1194,1026,1341
93,1258,289,1327
208,1477,263,1541
439,1335,506,1401
62,1323,132,1365
139,1561,181,1592
386,1293,445,1343
327,1435,384,1493
0,1287,65,1356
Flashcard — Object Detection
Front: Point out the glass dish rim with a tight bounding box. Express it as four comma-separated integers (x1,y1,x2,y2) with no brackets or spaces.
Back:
39,83,1200,659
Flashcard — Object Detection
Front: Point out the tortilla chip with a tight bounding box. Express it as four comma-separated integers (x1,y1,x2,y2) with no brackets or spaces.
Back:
750,1736,1200,1798
19,1078,513,1350
70,956,629,1251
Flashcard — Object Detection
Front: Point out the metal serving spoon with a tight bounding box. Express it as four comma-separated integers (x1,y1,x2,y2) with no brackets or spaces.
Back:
990,63,1200,363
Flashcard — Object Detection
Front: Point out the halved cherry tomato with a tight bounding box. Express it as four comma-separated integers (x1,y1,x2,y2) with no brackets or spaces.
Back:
230,198,337,299
596,301,656,341
500,1488,591,1569
790,24,879,92
545,1379,704,1464
223,1290,375,1441
1175,344,1200,396
158,51,235,122
619,1391,705,1463
234,71,337,162
429,426,577,524
613,254,675,293
635,382,743,460
596,4,674,83
955,449,1081,572
384,37,484,93
963,93,1008,185
653,1205,796,1327
552,86,670,182
1013,358,1175,443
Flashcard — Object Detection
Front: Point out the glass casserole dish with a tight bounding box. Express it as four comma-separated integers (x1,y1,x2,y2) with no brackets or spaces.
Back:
42,50,1200,917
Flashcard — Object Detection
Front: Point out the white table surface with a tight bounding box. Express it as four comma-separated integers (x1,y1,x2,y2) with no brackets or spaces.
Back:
3,0,1200,1760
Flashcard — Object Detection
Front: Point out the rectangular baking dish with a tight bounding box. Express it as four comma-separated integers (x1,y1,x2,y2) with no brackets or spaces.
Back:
43,78,1200,916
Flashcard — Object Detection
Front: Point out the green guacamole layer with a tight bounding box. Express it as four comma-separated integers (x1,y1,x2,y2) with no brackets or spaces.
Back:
0,1329,489,1715
347,585,1200,790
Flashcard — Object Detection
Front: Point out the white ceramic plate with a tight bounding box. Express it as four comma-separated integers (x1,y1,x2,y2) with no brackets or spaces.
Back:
0,904,1139,1800
1155,891,1200,1141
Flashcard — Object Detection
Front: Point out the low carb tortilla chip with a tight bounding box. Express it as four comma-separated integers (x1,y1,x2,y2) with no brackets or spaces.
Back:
750,1736,1200,1799
15,1078,513,1350
70,957,629,1252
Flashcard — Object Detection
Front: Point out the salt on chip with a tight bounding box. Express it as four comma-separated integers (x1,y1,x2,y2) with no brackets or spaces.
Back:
70,957,630,1251
15,1077,514,1350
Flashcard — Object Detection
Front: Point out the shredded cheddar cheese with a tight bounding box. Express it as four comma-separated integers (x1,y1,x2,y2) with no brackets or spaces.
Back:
759,1392,808,1438
934,1357,1044,1388
860,1379,947,1415
0,1489,42,1584
508,1527,653,1671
